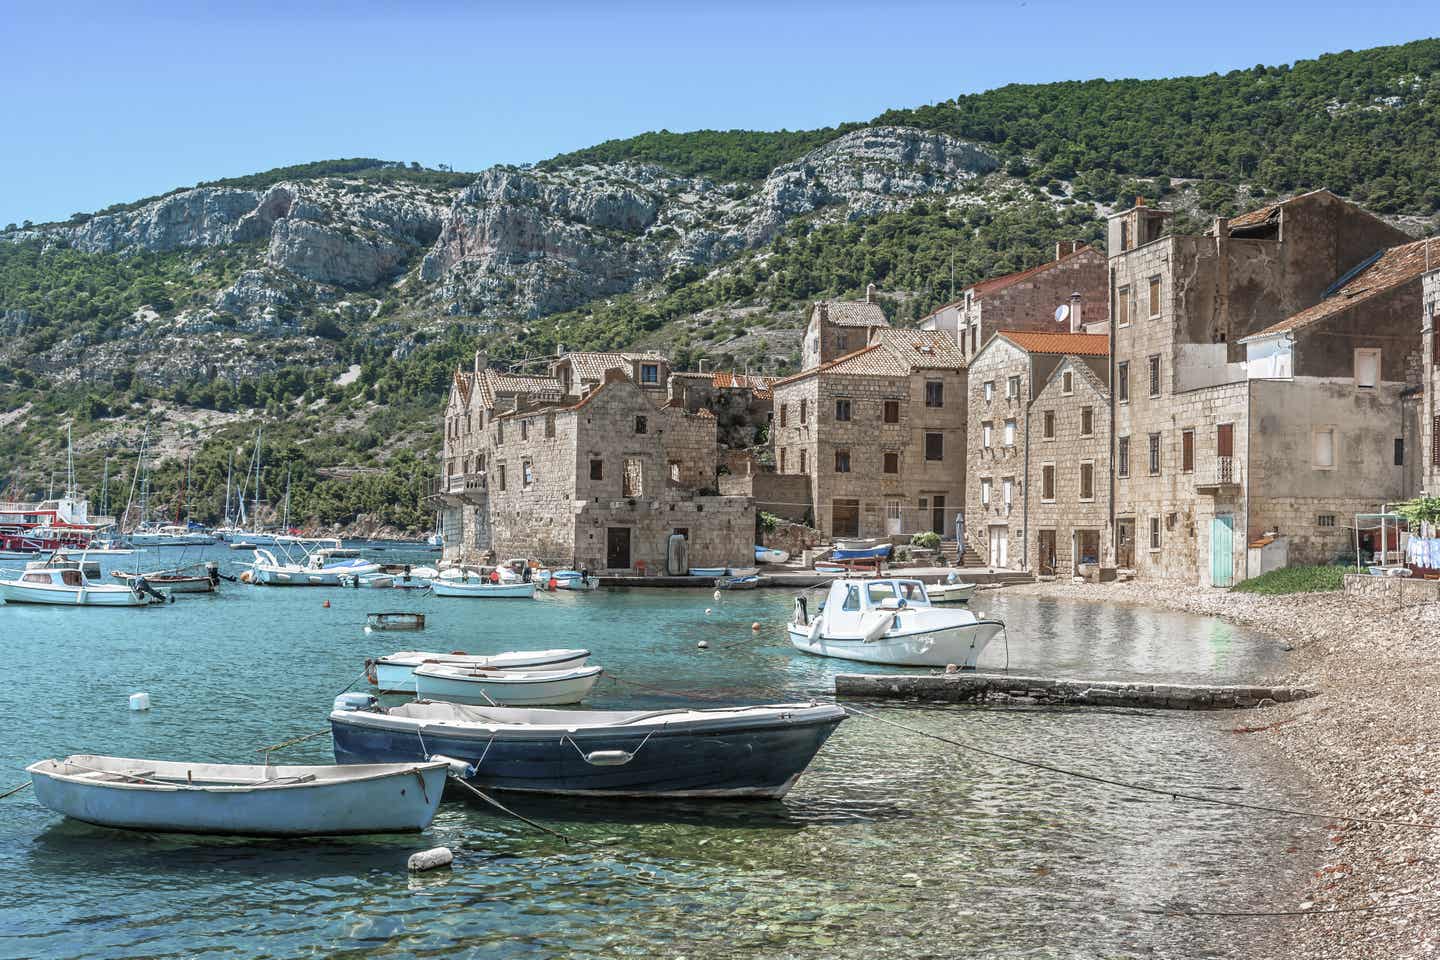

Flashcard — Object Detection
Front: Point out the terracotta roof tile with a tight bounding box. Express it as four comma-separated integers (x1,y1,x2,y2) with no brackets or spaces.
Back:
870,328,967,369
560,351,667,383
711,371,777,399
996,331,1110,357
1239,237,1439,342
814,300,889,328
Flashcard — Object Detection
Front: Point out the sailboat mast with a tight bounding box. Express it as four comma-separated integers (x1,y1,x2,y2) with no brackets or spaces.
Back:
224,449,235,527
283,464,292,531
101,458,109,518
253,426,263,525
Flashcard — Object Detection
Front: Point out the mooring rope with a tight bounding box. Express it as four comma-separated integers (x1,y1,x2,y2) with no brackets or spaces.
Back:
446,774,609,848
0,781,31,800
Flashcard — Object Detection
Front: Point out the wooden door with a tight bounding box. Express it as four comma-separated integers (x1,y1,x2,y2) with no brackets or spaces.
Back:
831,499,860,538
931,495,946,534
1210,515,1234,587
1116,520,1135,568
605,527,631,570
1037,530,1057,576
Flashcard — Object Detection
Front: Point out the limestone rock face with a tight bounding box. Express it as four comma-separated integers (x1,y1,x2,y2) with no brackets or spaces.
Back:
63,188,266,254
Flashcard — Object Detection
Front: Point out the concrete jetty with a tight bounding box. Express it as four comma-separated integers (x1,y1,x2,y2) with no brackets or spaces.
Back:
835,672,1317,710
597,567,1031,589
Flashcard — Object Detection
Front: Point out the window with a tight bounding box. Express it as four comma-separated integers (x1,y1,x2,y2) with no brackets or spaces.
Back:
522,459,534,489
1117,362,1129,402
1007,375,1020,399
1355,348,1380,388
800,399,808,424
835,449,851,473
520,419,528,441
980,478,992,506
1043,410,1056,440
1317,514,1337,527
982,422,993,448
497,465,507,492
1080,406,1093,437
1118,436,1130,477
1042,464,1056,501
1149,516,1161,551
1002,477,1014,510
836,331,849,352
1148,276,1161,317
1147,355,1161,397
1003,419,1016,447
842,585,861,612
883,452,899,474
970,326,978,354
497,420,505,443
635,415,648,434
835,398,852,422
883,399,900,423
623,458,644,496
544,413,555,439
779,404,788,428
779,449,787,473
925,381,944,408
1080,462,1095,501
590,458,603,481
1395,438,1405,466
800,449,808,474
1117,286,1131,326
1062,372,1074,395
669,461,681,484
1148,433,1161,475
640,363,659,384
1313,427,1336,470
925,433,944,461
1181,429,1195,473
983,381,995,403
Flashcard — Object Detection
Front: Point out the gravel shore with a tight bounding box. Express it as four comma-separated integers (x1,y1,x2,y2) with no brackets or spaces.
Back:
1004,578,1440,958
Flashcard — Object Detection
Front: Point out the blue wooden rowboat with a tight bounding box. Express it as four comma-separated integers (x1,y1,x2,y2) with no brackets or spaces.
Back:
330,699,845,799
26,755,447,835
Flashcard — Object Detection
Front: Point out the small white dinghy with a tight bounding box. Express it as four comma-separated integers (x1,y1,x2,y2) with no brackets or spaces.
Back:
413,663,604,705
367,648,591,693
787,577,1005,669
927,580,977,604
430,579,536,599
26,754,447,836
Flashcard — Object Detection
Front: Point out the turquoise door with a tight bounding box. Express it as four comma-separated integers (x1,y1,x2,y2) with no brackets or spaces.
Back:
1211,515,1234,587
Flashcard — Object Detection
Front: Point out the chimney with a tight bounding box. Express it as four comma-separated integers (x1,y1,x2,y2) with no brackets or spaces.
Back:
818,302,829,324
1069,292,1083,333
1135,196,1146,208
473,350,488,375
866,282,876,303
698,358,707,373
1213,217,1229,238
556,342,566,356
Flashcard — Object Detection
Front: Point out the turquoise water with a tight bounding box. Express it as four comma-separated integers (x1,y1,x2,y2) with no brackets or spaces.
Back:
0,547,1315,959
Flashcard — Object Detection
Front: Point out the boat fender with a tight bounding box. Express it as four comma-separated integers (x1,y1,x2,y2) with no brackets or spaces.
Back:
807,618,823,645
129,692,151,711
793,596,808,626
427,754,477,778
861,611,892,644
407,847,453,872
584,750,634,766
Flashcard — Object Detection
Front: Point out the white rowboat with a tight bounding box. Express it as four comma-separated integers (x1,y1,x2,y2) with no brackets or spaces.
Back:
429,579,536,599
368,648,591,693
412,664,604,705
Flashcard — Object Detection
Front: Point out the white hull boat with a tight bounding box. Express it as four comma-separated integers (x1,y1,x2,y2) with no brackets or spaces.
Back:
27,755,446,836
413,664,604,706
430,579,536,599
0,567,162,606
368,648,591,694
540,570,599,591
786,577,1004,668
755,546,789,564
246,548,382,586
927,581,977,604
128,526,217,547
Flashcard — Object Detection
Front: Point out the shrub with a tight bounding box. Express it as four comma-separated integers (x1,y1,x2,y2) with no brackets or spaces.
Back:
910,531,940,550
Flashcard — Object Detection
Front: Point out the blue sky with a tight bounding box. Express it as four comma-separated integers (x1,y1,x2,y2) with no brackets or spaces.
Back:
2,1,1435,226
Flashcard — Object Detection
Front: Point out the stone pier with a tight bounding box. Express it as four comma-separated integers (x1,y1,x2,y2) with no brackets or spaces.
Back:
835,672,1316,710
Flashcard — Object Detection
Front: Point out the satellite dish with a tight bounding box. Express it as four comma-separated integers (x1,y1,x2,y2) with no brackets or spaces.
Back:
1054,304,1070,324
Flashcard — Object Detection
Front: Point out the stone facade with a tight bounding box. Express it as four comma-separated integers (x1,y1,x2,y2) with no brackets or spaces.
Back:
437,354,753,572
1424,269,1440,496
773,329,966,540
965,332,1108,569
800,293,889,369
922,242,1109,359
667,371,775,449
1108,190,1425,584
1028,358,1112,576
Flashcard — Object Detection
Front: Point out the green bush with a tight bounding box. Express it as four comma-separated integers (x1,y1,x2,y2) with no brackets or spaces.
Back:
910,531,940,550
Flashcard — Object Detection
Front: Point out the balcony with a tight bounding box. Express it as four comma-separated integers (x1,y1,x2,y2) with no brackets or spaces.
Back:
1194,456,1241,494
429,472,488,505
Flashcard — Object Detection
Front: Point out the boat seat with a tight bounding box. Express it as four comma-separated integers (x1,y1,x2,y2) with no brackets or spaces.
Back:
77,768,156,781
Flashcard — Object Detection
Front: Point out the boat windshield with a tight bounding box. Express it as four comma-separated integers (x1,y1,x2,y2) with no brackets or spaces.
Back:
866,582,898,605
61,570,84,586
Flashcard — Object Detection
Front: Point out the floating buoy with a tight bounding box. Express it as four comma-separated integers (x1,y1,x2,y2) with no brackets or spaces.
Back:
363,625,372,634
751,622,761,632
407,846,454,872
322,600,331,608
697,640,709,649
129,692,151,711
705,608,712,615
713,590,721,601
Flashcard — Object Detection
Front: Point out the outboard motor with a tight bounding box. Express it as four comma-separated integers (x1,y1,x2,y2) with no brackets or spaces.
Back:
333,692,377,713
206,562,220,586
131,577,168,604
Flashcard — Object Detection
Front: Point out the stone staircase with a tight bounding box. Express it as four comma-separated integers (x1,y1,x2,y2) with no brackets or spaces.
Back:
941,539,986,568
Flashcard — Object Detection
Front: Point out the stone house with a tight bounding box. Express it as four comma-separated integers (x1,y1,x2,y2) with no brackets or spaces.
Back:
921,242,1109,358
437,352,753,572
1425,264,1440,496
1108,190,1425,584
771,327,967,540
965,329,1109,569
1028,357,1112,576
666,370,775,449
552,351,670,398
800,288,889,369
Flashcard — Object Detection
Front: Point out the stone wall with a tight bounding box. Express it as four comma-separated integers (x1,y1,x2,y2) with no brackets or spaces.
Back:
966,338,1027,565
573,496,754,573
1424,271,1439,495
1343,572,1440,607
718,470,812,524
1028,358,1112,574
963,246,1108,358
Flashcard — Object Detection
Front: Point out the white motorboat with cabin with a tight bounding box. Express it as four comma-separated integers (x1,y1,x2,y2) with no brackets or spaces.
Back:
243,546,382,586
0,565,166,606
787,577,1005,668
128,524,217,547
412,663,604,706
367,648,592,694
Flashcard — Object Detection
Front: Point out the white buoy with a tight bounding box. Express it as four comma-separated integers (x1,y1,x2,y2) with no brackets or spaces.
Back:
363,625,373,634
705,608,713,615
697,640,709,649
713,590,721,601
407,846,454,872
129,692,151,711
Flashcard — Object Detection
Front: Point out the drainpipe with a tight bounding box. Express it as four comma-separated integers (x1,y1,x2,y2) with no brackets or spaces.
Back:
1021,359,1030,572
1243,384,1252,583
1108,267,1117,564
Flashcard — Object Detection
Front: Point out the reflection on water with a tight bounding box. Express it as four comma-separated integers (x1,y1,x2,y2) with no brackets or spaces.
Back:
0,547,1312,959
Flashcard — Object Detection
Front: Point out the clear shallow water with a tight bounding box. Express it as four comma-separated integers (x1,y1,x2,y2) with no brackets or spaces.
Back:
0,547,1315,959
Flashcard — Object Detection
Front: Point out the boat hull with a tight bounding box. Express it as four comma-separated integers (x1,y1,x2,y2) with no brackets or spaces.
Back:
0,581,150,606
27,757,446,836
330,706,844,799
429,580,536,599
374,650,591,694
413,666,602,706
786,620,1004,668
928,582,977,604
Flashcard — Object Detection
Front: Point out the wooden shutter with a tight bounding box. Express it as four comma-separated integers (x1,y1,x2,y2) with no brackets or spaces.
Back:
1217,423,1234,458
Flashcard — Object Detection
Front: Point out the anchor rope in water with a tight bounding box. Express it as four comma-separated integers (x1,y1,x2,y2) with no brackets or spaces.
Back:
839,703,1440,830
0,781,31,800
254,729,331,755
